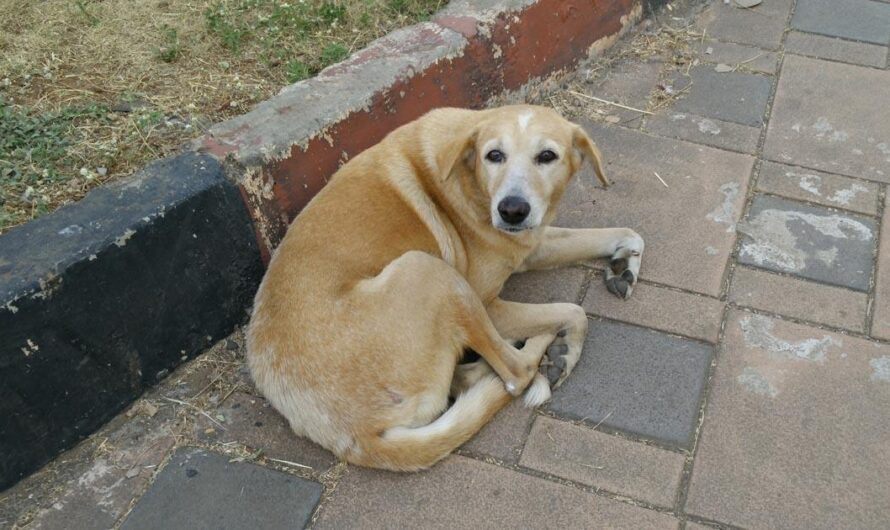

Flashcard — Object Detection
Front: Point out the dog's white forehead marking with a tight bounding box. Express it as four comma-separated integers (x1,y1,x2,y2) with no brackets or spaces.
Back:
518,112,533,132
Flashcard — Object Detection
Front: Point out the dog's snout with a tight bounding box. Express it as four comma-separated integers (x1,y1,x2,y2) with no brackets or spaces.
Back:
497,196,531,225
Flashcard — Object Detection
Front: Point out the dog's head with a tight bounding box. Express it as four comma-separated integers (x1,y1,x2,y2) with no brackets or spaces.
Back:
438,105,608,235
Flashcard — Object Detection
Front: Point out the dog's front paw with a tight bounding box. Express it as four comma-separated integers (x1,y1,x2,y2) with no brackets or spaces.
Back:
604,233,644,300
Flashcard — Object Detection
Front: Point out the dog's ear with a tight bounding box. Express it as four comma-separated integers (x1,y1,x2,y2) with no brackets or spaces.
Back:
572,126,609,188
436,127,479,180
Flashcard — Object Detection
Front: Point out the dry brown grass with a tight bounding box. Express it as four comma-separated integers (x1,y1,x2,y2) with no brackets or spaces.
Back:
0,0,444,232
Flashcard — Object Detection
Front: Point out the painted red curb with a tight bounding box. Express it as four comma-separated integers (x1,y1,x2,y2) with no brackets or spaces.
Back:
197,0,645,262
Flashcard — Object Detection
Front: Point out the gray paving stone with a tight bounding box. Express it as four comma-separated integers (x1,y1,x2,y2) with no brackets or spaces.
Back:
792,0,890,45
196,391,337,471
557,123,754,297
460,399,535,463
644,111,760,154
692,40,779,74
737,195,876,291
671,66,773,127
729,266,868,332
763,55,890,183
520,416,685,508
757,161,880,216
121,448,322,530
698,0,794,50
785,31,889,68
686,311,890,528
499,267,587,305
546,319,714,448
584,278,725,343
314,455,679,529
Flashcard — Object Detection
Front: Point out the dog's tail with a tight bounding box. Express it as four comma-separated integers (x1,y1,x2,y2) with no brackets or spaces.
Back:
350,375,513,471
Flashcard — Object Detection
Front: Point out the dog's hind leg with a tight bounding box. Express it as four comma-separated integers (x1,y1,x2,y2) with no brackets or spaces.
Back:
487,298,589,392
358,250,549,397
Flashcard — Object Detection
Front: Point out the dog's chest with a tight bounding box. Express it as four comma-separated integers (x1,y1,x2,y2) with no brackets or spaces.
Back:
465,252,523,303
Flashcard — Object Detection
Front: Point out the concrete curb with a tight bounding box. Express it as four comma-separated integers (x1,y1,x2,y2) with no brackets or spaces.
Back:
1,0,663,490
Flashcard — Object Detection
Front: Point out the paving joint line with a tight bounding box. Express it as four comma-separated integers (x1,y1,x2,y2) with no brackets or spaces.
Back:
864,183,885,335
675,0,800,523
731,262,872,297
752,189,881,219
586,313,718,347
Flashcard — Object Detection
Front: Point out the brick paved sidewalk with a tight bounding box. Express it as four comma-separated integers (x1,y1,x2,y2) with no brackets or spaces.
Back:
4,1,890,528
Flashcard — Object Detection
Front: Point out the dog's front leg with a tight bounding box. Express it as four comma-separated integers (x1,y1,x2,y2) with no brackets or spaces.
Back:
519,226,644,299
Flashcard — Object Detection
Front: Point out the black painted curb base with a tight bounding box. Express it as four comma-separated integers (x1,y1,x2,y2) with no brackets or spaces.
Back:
0,153,263,490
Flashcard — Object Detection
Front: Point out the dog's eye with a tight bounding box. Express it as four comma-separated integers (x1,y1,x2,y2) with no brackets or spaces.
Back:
485,149,505,163
535,150,558,164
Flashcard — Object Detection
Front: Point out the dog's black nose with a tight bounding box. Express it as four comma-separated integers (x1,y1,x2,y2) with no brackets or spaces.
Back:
497,196,531,225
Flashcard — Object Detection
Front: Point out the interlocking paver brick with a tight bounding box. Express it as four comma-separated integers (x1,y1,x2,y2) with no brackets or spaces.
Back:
671,66,772,127
764,55,890,183
692,40,779,75
196,391,336,471
757,161,880,216
686,310,890,529
583,58,664,126
314,455,679,529
520,416,685,508
729,266,867,332
792,0,890,45
546,319,714,448
785,31,889,68
698,0,794,50
644,111,760,154
869,211,890,340
121,448,323,530
460,400,535,463
583,278,724,343
737,195,876,291
499,267,587,305
557,123,754,296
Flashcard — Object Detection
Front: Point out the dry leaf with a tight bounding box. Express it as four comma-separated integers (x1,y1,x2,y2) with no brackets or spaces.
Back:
714,63,734,73
604,116,621,124
735,0,762,7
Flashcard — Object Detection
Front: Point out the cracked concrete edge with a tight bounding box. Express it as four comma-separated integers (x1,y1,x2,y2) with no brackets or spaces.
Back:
0,0,662,492
196,0,651,257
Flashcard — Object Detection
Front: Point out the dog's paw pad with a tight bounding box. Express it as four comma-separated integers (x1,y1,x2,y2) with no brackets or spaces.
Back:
605,276,633,299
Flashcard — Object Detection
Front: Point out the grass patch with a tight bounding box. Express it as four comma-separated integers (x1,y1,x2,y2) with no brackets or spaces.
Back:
0,0,445,232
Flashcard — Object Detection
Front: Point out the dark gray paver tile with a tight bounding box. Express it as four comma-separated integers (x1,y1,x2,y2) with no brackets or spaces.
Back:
692,40,779,74
686,310,890,528
757,161,880,216
671,66,772,127
699,0,794,50
499,267,587,305
584,278,724,343
520,416,685,508
460,399,535,463
737,195,876,291
121,448,322,530
196,391,336,471
792,0,890,45
785,31,889,68
314,455,678,529
557,123,754,297
546,319,714,448
764,55,890,182
729,266,867,332
645,111,760,154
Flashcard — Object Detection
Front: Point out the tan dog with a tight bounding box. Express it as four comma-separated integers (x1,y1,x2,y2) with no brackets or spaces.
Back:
246,105,644,471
